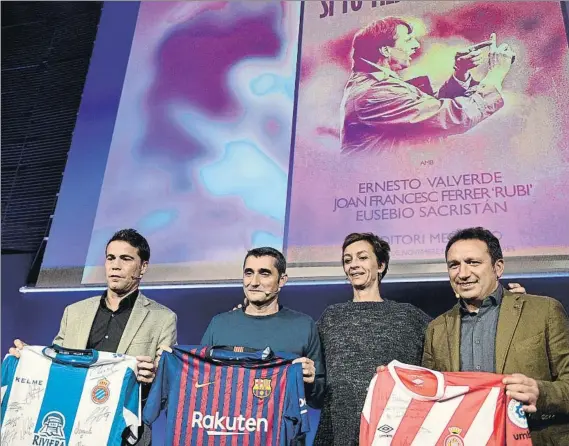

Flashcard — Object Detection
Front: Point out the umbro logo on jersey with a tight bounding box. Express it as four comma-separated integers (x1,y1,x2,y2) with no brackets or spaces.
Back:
513,430,531,440
195,381,214,389
378,424,393,433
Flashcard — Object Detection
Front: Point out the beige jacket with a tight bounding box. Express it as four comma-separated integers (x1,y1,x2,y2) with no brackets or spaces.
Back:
53,292,177,359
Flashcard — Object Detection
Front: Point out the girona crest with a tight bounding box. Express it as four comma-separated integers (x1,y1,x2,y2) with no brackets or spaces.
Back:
444,427,464,446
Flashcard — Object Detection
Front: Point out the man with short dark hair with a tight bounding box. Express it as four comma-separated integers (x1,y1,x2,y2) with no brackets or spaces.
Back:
201,247,325,409
423,227,569,445
341,17,516,152
10,228,177,445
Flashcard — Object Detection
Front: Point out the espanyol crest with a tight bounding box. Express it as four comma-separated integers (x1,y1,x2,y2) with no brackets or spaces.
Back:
91,378,111,404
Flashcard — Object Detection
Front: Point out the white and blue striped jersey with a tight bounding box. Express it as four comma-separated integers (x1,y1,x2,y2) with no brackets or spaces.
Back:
1,345,141,446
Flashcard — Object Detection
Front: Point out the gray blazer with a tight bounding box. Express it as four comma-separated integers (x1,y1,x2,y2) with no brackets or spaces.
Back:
53,292,177,358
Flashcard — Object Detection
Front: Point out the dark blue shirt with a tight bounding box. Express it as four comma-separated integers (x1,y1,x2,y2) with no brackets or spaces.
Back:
459,284,503,373
201,306,325,408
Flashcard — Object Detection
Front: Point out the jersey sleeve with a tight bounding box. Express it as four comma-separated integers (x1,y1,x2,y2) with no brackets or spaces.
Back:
283,363,311,443
119,365,141,445
1,355,19,424
359,373,378,446
504,397,533,445
142,351,170,425
304,320,325,409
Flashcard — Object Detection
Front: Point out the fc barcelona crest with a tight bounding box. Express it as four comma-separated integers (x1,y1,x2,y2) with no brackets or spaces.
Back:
91,378,110,404
252,378,272,399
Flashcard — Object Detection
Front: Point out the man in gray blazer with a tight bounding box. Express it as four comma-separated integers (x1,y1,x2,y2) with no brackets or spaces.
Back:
10,228,177,445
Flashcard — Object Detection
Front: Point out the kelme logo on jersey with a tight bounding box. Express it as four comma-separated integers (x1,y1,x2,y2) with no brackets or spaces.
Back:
192,411,268,435
91,378,111,404
33,411,66,446
252,378,272,399
507,399,528,428
444,427,464,446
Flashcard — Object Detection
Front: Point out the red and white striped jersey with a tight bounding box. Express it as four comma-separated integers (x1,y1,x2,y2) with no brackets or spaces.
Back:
360,361,533,446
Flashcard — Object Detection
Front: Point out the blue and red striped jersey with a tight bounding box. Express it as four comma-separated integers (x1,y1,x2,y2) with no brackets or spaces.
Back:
143,345,310,445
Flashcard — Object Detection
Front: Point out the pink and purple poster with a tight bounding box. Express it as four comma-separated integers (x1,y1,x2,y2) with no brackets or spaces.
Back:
285,1,569,279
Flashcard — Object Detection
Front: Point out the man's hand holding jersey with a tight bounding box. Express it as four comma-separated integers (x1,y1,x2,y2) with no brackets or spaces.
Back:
8,338,27,358
503,373,539,413
136,356,157,384
293,357,316,384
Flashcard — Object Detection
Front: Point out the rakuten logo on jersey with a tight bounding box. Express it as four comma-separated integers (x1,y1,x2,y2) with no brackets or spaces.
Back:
192,411,268,436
